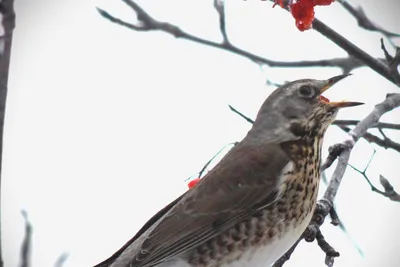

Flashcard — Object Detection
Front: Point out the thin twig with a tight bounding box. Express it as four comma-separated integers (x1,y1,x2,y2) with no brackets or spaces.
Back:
329,207,340,226
97,1,380,73
0,1,16,266
267,0,400,86
348,160,400,202
379,175,400,202
321,143,347,171
228,105,254,124
19,211,32,267
312,19,400,87
380,39,400,78
213,0,229,44
197,142,237,178
347,149,376,186
321,93,400,202
338,0,400,41
338,125,400,152
315,230,340,267
332,120,400,130
53,253,69,267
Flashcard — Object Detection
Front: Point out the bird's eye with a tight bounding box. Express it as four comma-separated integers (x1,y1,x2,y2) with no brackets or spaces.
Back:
298,85,314,98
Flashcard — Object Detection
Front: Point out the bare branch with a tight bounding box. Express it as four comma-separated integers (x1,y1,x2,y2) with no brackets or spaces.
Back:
338,0,400,40
228,105,254,124
338,125,400,152
312,19,400,87
96,8,149,31
265,0,400,86
0,1,16,266
321,143,347,171
379,175,400,202
213,0,229,44
19,211,32,267
329,207,340,226
347,149,376,185
348,162,400,202
315,230,340,267
380,39,400,78
53,253,69,267
97,1,379,73
197,142,237,179
265,78,284,87
332,120,400,130
321,93,400,200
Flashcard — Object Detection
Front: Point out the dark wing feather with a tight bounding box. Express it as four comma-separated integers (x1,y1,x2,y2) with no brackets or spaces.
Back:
93,193,186,267
130,141,290,267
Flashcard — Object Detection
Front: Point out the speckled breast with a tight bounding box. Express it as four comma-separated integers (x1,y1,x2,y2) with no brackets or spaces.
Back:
187,138,322,267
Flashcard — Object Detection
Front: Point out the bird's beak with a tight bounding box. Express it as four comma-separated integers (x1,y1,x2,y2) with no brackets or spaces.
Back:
319,74,364,108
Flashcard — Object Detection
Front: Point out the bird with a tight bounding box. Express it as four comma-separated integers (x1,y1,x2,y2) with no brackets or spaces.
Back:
94,74,362,267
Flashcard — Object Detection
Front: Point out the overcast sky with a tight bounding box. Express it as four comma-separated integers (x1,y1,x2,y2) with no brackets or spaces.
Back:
2,0,400,266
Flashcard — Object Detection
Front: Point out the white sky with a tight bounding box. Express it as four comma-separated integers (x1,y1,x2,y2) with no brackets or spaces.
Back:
2,0,400,266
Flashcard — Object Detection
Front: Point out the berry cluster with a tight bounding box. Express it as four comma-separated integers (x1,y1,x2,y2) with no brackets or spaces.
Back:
274,0,335,31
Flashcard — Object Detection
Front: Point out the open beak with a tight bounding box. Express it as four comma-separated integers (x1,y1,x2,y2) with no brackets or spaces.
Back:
319,74,364,108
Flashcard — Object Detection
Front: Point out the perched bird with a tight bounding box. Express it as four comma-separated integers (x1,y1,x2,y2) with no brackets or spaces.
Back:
95,74,362,267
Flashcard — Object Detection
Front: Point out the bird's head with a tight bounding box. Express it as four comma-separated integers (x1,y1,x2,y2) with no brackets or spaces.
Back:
249,74,363,143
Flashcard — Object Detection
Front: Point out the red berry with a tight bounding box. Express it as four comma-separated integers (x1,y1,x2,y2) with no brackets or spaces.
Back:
272,0,334,31
313,0,335,6
299,0,315,5
188,178,201,189
291,1,315,31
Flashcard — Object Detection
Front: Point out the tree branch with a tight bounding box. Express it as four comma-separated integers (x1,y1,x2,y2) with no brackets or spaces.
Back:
321,93,400,202
349,167,400,202
312,19,400,87
347,155,400,202
97,1,380,73
19,211,32,267
213,0,229,44
338,0,400,40
329,207,340,226
53,253,69,267
338,125,400,152
196,142,237,179
332,120,400,130
315,229,340,267
228,105,254,124
379,175,400,202
0,1,16,266
98,0,400,87
380,38,400,79
266,0,400,87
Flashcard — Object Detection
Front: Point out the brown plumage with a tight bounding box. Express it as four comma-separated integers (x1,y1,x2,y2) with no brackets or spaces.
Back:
95,74,362,267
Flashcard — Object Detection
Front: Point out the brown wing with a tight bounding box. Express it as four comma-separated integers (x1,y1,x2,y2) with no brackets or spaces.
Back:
130,141,291,267
93,193,186,267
